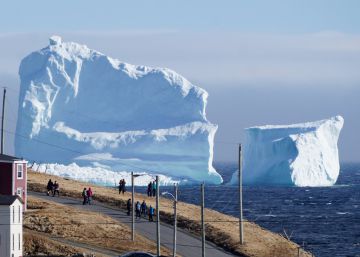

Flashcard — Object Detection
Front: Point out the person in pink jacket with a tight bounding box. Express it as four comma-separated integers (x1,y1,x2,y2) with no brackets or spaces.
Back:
87,187,93,205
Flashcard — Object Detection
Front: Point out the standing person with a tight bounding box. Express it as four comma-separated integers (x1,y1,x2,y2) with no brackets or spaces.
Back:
53,181,60,197
141,200,147,217
152,180,157,197
147,182,152,197
148,205,154,221
46,179,53,196
122,179,126,194
87,187,93,205
119,179,122,194
126,198,131,216
82,188,88,205
135,201,141,219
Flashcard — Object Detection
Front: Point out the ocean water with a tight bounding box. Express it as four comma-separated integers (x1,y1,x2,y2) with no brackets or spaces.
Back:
159,163,360,257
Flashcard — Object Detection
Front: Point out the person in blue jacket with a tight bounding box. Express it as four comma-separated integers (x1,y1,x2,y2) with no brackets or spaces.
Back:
149,205,154,221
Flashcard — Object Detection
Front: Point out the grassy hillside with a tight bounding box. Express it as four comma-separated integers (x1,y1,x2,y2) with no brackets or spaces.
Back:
24,196,173,256
28,171,312,257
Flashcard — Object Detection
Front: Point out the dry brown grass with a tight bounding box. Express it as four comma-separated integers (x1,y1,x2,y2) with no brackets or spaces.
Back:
28,171,313,257
24,230,113,257
25,195,173,256
24,231,84,256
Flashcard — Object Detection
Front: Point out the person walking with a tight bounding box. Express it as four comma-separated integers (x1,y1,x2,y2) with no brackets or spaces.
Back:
87,187,93,205
82,188,88,205
122,179,126,194
147,182,152,197
119,179,123,194
46,179,53,196
152,180,157,197
141,200,147,217
126,198,131,216
135,201,141,219
53,181,60,197
149,205,154,221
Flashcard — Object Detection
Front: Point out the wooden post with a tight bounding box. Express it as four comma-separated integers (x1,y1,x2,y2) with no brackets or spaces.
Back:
239,144,244,244
156,175,160,256
1,88,6,154
201,183,205,257
173,183,178,257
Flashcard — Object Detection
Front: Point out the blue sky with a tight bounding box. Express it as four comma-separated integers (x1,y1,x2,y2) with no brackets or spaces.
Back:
0,0,359,162
1,0,360,33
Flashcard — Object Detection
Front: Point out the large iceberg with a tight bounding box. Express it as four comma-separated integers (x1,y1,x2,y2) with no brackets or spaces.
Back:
16,36,222,184
230,116,344,187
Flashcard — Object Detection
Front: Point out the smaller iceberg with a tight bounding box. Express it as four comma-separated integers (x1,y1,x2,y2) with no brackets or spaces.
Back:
230,116,344,187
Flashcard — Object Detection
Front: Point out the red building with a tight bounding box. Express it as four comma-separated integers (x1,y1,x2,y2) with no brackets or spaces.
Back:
0,154,27,210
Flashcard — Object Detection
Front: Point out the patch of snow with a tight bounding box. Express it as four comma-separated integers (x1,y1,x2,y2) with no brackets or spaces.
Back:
31,162,180,186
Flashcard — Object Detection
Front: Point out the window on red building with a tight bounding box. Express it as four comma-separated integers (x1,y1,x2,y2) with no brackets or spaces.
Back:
17,164,23,179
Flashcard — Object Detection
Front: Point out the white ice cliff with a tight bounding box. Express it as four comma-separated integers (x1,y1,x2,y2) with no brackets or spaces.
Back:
230,116,344,187
16,36,222,184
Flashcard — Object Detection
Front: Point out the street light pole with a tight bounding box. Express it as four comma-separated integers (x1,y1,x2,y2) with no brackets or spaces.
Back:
173,183,178,257
161,188,178,257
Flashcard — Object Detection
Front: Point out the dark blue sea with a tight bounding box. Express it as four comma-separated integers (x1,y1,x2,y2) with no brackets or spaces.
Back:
158,163,360,257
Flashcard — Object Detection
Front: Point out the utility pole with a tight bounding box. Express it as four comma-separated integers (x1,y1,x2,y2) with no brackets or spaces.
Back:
173,183,178,257
239,144,244,244
1,87,6,154
131,172,135,241
201,183,205,257
156,175,160,257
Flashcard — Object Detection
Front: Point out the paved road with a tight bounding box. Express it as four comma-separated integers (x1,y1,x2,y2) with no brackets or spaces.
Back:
29,191,235,257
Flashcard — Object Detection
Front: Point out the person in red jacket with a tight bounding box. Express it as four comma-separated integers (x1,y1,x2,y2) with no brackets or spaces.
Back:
87,187,93,205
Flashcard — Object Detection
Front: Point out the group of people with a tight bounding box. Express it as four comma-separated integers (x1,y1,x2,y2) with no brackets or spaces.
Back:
117,178,157,197
127,199,155,221
82,187,93,205
45,176,161,222
147,181,157,197
46,179,60,197
119,179,126,194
